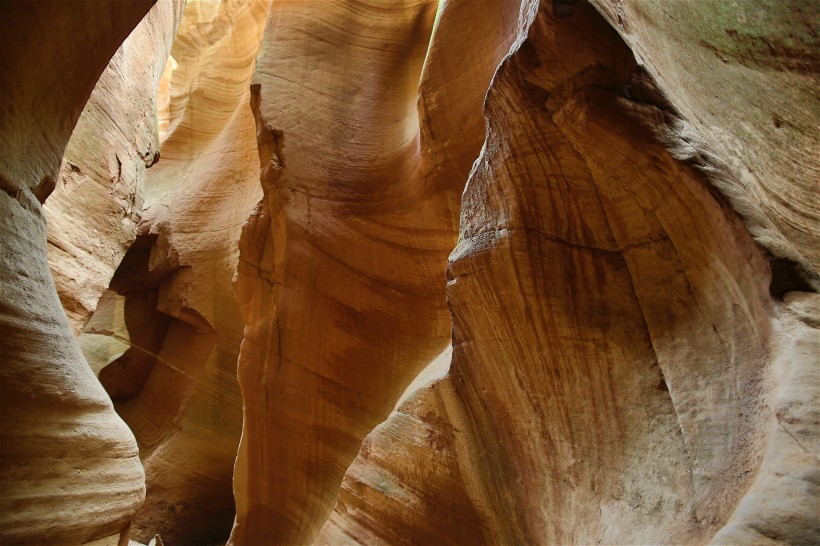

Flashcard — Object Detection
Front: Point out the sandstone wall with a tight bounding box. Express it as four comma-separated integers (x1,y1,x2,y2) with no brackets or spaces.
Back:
44,1,184,334
2,1,816,544
0,2,156,543
318,1,819,544
591,0,820,278
229,0,521,543
74,0,270,543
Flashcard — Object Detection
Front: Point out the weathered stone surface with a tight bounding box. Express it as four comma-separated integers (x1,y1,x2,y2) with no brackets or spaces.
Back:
0,1,154,544
230,0,519,544
590,0,820,278
2,0,817,544
317,1,819,544
45,1,183,333
77,0,270,543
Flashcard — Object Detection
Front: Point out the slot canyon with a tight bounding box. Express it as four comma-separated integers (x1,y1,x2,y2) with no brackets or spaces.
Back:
0,0,817,545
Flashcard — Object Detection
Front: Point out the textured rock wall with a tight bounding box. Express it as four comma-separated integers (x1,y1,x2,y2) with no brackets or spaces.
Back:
230,0,519,543
45,1,183,334
78,0,270,543
591,0,820,277
318,1,819,544
0,1,155,544
2,0,816,544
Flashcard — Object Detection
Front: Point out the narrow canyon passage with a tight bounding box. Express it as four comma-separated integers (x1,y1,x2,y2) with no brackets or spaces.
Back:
0,1,817,545
318,4,782,544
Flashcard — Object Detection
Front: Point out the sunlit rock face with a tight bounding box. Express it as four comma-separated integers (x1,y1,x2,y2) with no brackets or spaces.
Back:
71,0,270,543
44,2,183,334
1,0,817,544
0,1,155,544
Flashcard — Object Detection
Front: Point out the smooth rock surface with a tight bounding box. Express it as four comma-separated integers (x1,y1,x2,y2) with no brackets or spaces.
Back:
230,0,519,544
0,1,154,543
317,1,819,544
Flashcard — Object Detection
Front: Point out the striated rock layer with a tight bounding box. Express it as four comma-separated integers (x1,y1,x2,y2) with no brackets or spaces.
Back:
318,1,819,544
0,1,155,544
231,0,519,543
45,1,183,334
591,0,820,277
1,0,816,544
77,0,270,543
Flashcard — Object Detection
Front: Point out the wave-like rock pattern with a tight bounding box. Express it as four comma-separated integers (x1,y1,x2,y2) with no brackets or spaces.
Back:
79,0,270,543
0,1,155,544
231,0,520,543
318,1,819,544
1,0,816,544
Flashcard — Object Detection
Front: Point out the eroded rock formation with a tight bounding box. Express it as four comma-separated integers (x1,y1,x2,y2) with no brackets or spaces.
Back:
112,0,270,542
44,1,182,334
591,0,820,276
0,0,817,545
318,2,819,545
231,1,519,543
0,1,155,544
70,0,269,542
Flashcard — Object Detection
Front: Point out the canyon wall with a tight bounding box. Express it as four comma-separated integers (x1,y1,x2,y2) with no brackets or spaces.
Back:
591,0,820,277
230,0,520,543
44,1,183,334
0,0,816,545
318,2,819,545
51,0,270,543
0,2,156,544
111,0,269,541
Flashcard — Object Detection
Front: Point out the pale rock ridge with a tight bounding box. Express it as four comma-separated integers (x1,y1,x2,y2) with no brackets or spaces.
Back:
589,0,820,279
45,1,184,334
75,0,272,543
317,1,818,544
0,1,155,544
711,290,820,545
